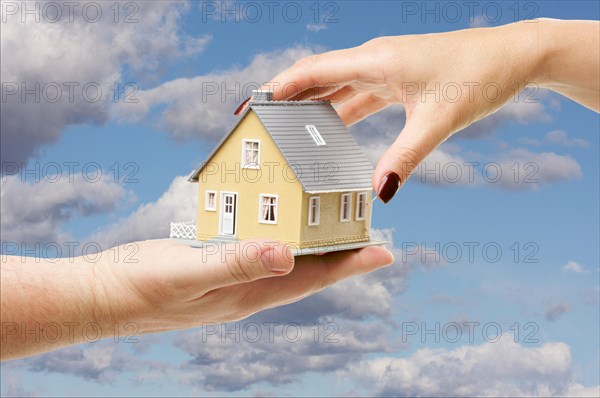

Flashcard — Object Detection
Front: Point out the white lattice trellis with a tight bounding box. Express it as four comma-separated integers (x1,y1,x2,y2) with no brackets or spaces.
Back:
170,221,197,239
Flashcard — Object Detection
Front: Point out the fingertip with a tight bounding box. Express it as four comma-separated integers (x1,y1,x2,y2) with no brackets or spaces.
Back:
336,93,390,127
256,240,295,275
359,246,395,269
337,111,356,127
372,134,425,204
277,242,296,273
381,247,395,267
375,171,401,204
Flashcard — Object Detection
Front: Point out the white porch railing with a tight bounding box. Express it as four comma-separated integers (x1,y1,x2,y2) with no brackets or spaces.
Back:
170,221,197,240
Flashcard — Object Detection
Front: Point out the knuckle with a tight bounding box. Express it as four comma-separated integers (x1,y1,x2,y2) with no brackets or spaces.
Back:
400,147,421,169
361,36,394,51
362,36,384,47
224,253,253,283
294,54,320,71
390,145,421,176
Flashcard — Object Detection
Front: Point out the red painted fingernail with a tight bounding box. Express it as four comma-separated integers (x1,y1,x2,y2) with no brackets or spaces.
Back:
377,172,401,204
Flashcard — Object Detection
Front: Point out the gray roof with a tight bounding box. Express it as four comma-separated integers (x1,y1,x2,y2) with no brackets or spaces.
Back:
189,100,374,193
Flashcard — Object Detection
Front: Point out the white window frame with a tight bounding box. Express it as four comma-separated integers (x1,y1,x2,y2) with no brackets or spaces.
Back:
308,196,321,226
205,190,217,211
340,193,352,222
258,194,278,224
305,125,326,146
356,192,367,221
242,139,261,169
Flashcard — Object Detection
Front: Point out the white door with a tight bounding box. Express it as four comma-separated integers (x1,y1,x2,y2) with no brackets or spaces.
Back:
221,193,236,235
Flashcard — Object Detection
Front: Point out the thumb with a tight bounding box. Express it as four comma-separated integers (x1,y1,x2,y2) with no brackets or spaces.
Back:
201,239,295,290
373,110,450,203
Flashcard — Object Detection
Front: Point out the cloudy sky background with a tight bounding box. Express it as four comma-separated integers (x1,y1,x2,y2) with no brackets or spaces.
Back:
1,1,599,396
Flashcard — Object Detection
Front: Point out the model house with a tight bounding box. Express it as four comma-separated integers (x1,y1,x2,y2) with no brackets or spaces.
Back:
188,90,375,249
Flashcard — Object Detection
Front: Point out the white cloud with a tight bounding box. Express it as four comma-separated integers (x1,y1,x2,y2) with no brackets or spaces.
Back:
495,149,582,190
344,335,599,397
306,23,328,32
565,384,600,398
1,373,40,397
25,345,140,384
562,260,588,274
0,175,132,245
544,130,590,147
370,144,582,191
413,146,474,187
520,130,590,148
316,276,396,319
113,46,317,140
87,175,197,248
0,172,196,251
175,320,393,391
317,228,411,319
252,228,443,323
181,34,213,58
1,0,210,166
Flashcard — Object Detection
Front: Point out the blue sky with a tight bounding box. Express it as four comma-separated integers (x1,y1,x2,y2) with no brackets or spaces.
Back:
1,1,599,396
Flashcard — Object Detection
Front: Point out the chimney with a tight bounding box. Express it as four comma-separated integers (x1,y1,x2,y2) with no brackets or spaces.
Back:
252,89,273,102
234,89,274,116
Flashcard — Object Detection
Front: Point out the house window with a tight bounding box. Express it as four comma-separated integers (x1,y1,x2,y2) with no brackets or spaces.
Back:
340,193,352,222
305,125,326,146
205,190,217,211
308,196,320,226
356,192,367,220
242,139,260,168
259,194,278,224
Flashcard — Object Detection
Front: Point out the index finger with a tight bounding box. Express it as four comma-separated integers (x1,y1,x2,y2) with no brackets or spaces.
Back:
264,46,363,100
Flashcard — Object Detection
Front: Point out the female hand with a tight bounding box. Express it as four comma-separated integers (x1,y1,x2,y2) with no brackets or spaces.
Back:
267,19,599,203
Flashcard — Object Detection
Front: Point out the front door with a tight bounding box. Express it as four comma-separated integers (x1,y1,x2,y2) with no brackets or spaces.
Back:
220,193,237,235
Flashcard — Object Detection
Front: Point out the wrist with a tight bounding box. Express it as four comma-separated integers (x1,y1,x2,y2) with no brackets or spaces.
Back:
501,19,553,87
529,18,561,88
524,18,588,90
86,252,143,331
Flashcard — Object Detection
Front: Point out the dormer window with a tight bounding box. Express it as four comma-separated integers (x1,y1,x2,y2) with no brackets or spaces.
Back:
242,139,260,168
305,125,326,146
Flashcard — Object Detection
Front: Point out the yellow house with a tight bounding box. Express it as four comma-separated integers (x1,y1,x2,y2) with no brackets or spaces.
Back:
188,90,376,251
